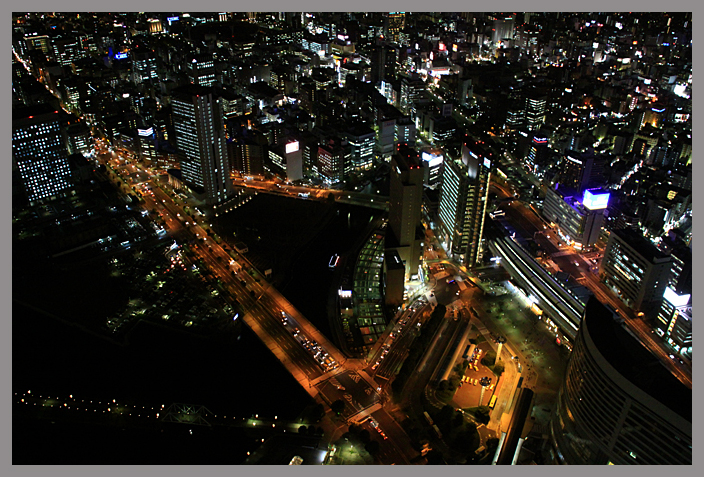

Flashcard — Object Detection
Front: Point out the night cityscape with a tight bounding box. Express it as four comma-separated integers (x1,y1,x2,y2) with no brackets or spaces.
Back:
12,11,693,465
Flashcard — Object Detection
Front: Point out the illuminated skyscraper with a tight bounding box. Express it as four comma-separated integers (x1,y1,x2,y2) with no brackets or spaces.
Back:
172,85,231,205
187,54,216,87
436,141,492,266
559,149,606,192
388,144,424,280
132,50,158,83
542,187,608,250
12,104,72,204
491,14,515,45
524,90,546,131
654,286,691,357
600,228,672,315
384,12,405,43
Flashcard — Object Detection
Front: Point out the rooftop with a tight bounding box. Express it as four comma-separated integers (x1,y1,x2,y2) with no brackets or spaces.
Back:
583,298,691,421
611,228,670,263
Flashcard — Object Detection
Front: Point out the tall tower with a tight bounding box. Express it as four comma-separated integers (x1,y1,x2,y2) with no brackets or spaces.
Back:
384,12,405,44
550,298,691,464
171,85,231,206
524,88,547,131
437,140,492,266
599,228,672,315
187,54,216,87
388,144,424,280
12,104,72,204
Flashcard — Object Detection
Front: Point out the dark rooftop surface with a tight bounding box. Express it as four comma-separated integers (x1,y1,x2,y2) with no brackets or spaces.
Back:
385,250,405,271
611,228,670,263
12,103,59,122
583,298,691,422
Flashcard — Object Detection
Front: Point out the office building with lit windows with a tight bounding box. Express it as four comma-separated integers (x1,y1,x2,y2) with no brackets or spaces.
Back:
655,287,692,359
542,187,608,250
436,141,491,266
524,89,546,131
420,149,443,189
317,142,346,185
132,50,158,83
395,116,416,145
384,12,405,44
171,85,231,205
267,140,303,183
599,228,672,315
559,149,606,192
550,298,691,465
12,104,72,204
525,135,549,176
187,54,216,87
66,122,93,157
344,123,375,173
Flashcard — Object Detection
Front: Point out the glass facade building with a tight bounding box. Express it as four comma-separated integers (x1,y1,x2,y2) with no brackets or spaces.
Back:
551,298,691,465
12,106,72,204
172,86,230,205
436,142,491,266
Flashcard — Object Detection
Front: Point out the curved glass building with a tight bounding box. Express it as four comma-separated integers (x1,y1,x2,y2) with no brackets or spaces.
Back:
550,298,692,464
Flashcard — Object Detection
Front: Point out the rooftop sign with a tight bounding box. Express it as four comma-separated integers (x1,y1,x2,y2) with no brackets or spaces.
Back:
582,189,610,210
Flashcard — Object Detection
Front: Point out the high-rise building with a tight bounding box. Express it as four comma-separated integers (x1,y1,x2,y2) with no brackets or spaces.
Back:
542,187,608,250
550,298,691,465
395,116,416,145
436,141,492,266
171,85,230,205
655,287,692,358
344,123,375,173
51,36,81,66
420,148,444,189
600,228,672,315
491,14,515,45
187,54,216,87
384,12,405,44
370,43,398,86
132,50,158,83
524,89,546,131
66,122,93,157
317,142,346,185
24,34,51,56
12,104,72,204
388,144,424,280
525,135,549,176
658,232,692,295
559,149,606,192
267,140,303,182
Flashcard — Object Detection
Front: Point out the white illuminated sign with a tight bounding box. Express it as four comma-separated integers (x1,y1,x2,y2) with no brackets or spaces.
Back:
664,287,690,307
582,189,610,210
674,83,689,98
483,158,491,169
138,127,154,137
421,151,443,168
285,141,299,154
